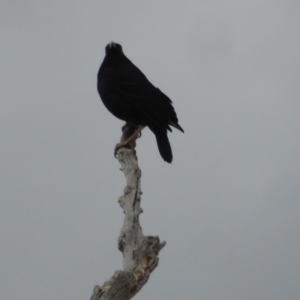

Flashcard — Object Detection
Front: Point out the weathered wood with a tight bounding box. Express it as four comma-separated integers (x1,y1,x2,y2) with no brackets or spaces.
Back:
90,129,165,300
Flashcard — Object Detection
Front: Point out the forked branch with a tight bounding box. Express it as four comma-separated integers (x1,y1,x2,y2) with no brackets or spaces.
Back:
90,127,166,300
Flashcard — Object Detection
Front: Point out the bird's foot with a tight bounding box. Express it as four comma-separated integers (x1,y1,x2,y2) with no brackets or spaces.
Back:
115,125,145,159
114,143,136,158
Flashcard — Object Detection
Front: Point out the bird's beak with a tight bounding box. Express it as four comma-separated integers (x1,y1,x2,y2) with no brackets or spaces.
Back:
109,41,116,49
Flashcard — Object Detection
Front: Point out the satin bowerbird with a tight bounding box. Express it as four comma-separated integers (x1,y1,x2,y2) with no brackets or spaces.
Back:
97,41,183,163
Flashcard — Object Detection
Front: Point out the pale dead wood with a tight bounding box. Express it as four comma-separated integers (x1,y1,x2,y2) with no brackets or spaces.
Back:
90,125,166,300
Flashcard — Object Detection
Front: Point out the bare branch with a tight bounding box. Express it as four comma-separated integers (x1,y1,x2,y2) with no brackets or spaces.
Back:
90,132,165,300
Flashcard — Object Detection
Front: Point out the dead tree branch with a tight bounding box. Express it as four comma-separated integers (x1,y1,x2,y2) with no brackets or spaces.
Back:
90,126,166,300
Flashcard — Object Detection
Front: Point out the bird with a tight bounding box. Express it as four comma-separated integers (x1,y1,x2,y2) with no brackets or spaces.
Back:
97,41,184,163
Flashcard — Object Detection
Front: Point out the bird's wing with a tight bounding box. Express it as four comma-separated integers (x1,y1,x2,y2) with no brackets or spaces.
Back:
110,63,174,130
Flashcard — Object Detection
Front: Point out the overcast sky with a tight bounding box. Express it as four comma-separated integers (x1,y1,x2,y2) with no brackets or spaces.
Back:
1,1,300,299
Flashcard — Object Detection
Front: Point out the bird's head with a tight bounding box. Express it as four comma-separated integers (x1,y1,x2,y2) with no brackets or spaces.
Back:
105,41,124,56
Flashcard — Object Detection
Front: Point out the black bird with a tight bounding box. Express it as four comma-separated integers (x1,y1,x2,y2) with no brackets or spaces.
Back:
97,41,184,163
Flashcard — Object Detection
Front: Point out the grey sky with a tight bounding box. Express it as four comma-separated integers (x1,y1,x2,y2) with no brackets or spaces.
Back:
1,1,300,299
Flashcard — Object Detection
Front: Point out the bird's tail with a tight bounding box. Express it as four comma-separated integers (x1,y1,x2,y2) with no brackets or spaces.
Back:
154,130,173,163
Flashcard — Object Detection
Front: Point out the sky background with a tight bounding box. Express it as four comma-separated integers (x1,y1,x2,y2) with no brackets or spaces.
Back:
1,1,300,299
